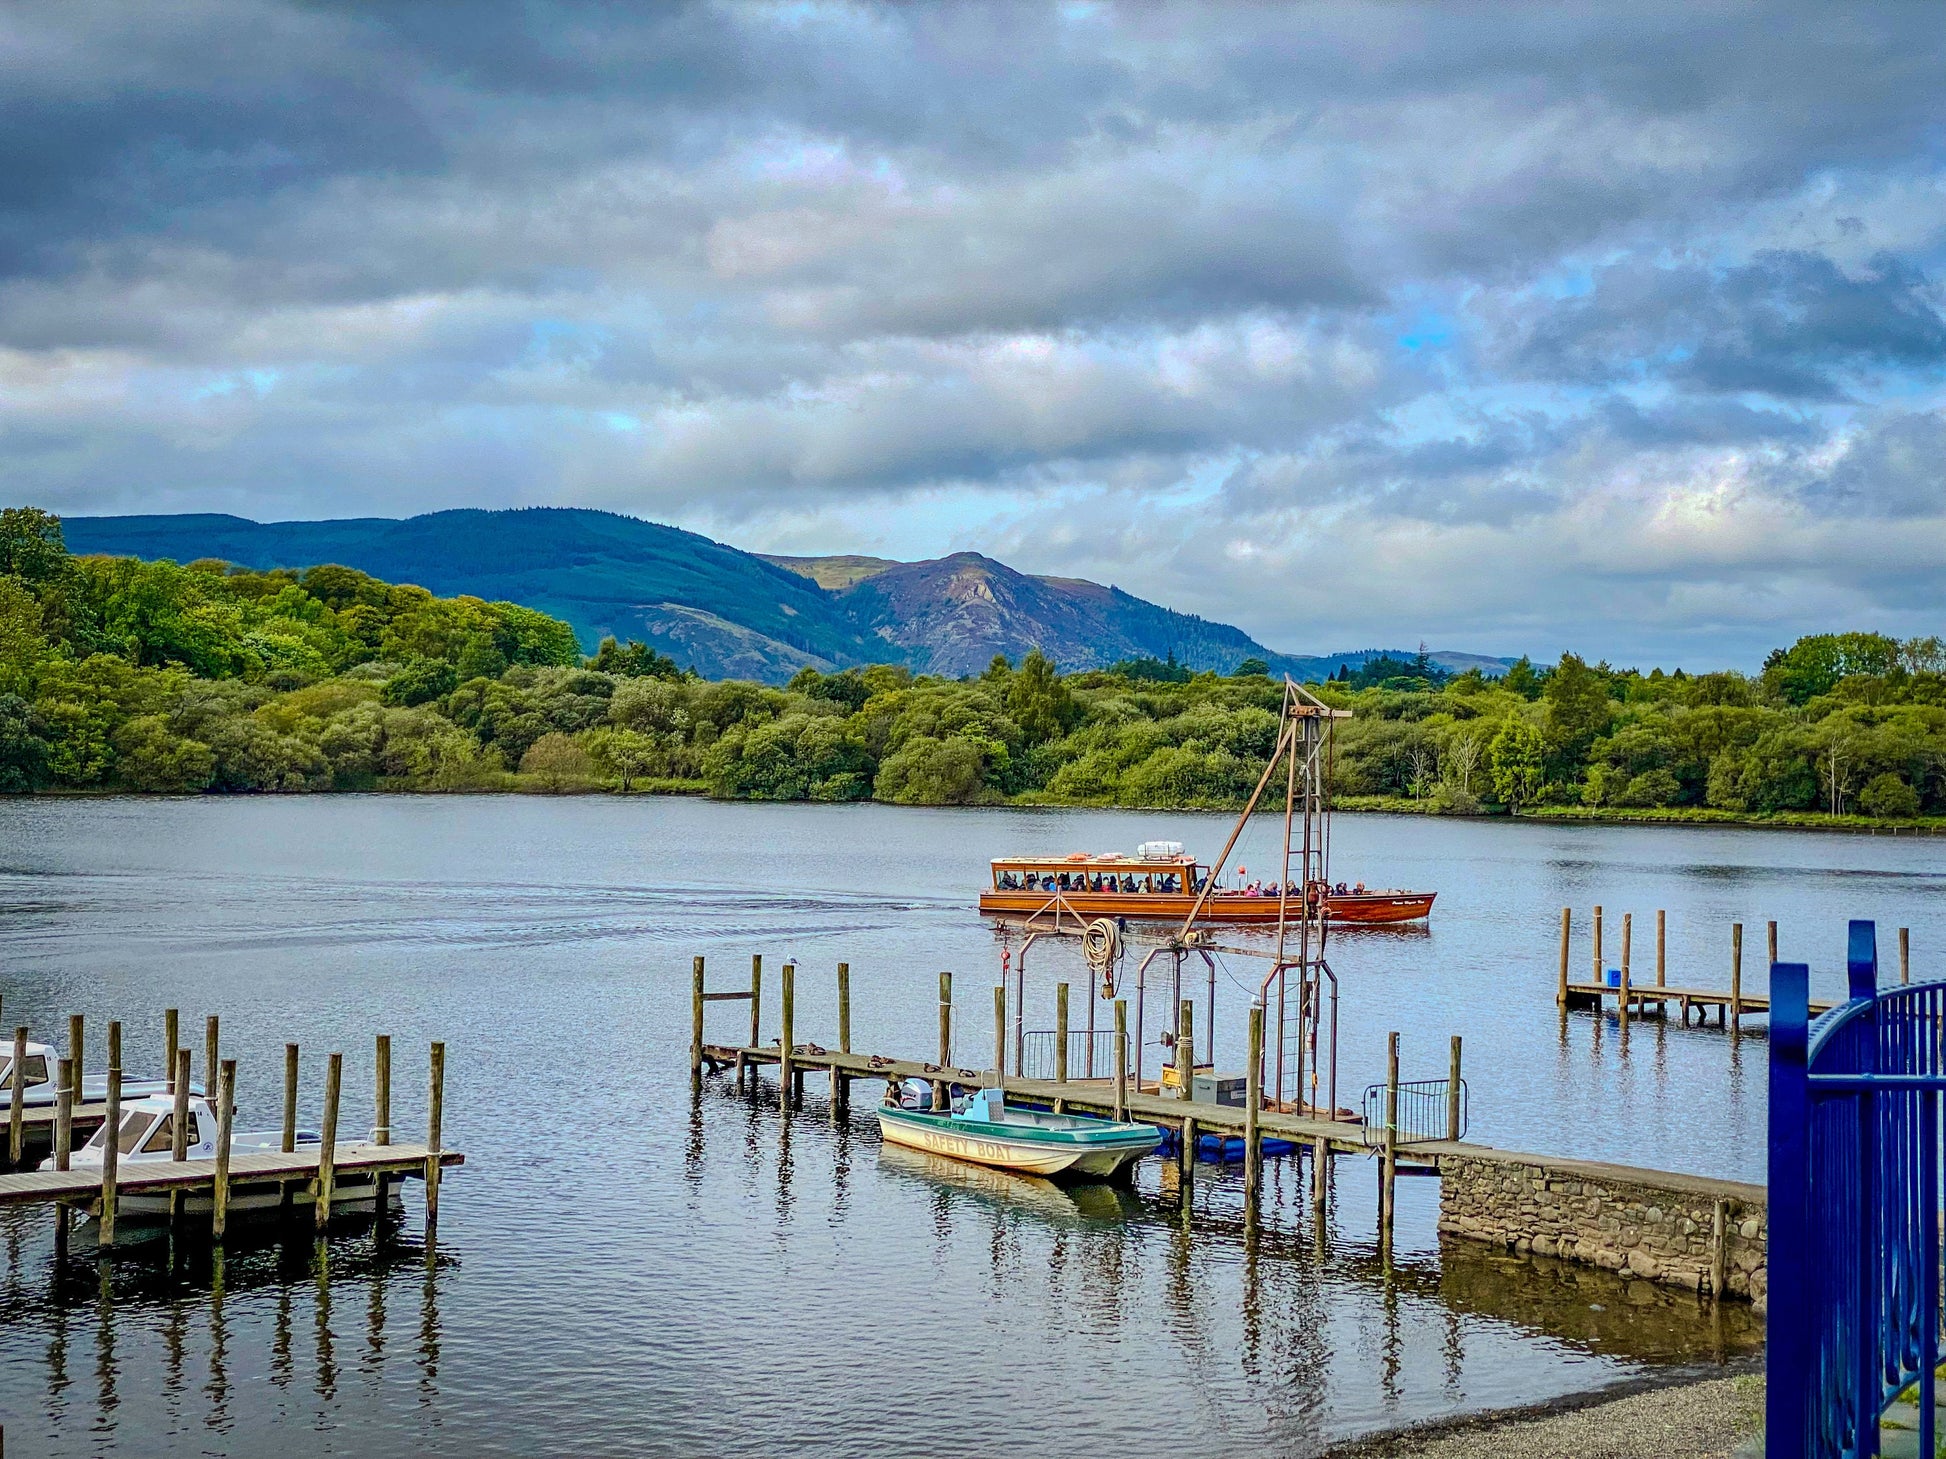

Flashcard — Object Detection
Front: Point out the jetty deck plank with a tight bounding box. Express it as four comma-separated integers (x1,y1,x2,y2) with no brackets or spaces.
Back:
0,1144,463,1207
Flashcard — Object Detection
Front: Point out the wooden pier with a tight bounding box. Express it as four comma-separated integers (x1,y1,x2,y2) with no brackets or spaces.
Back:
0,1006,461,1250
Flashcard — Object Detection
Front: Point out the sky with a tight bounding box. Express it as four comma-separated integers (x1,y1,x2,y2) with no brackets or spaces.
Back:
2,2,1943,669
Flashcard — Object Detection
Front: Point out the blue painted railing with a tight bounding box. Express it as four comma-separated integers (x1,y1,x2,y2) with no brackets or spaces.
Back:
1769,919,1941,1459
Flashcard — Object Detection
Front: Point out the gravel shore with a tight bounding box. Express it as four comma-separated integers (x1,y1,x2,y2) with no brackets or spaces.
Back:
1330,1369,1764,1459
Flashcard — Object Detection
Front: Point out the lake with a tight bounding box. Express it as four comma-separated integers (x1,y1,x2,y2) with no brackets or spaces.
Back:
1,795,1939,1456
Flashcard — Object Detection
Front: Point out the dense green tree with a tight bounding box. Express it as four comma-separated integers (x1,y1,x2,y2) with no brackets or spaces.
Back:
0,693,52,792
1488,719,1547,809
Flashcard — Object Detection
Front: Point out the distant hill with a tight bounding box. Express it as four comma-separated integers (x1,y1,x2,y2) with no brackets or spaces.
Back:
62,509,1515,684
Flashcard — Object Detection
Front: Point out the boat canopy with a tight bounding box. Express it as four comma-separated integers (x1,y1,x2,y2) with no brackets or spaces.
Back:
989,850,1196,869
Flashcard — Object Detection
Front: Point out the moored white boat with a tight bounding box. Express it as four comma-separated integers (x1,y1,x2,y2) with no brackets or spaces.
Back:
2,1040,197,1105
875,1088,1160,1181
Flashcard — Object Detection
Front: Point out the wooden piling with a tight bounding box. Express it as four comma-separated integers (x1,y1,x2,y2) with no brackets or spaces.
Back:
749,955,763,1050
374,1034,391,1146
316,1052,341,1233
1446,1035,1463,1142
690,955,706,1085
212,1059,236,1240
54,1057,73,1171
1556,907,1571,1007
101,1021,122,1251
1900,927,1910,986
838,962,851,1053
68,1013,83,1095
282,1044,299,1154
1054,982,1069,1083
1175,998,1194,1101
1710,1198,1728,1298
9,1026,26,1166
779,961,795,1112
994,983,1007,1085
1114,998,1130,1121
164,1008,179,1086
1767,920,1778,969
425,1042,445,1229
1379,1031,1400,1253
205,1014,219,1096
1179,1114,1197,1190
169,1048,191,1222
1730,924,1743,1042
1244,1005,1263,1208
1593,905,1604,980
937,969,953,1072
1656,910,1667,988
1619,914,1632,1026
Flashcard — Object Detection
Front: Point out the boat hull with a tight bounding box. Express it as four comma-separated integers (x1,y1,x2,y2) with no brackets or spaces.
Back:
875,1107,1159,1180
978,890,1435,925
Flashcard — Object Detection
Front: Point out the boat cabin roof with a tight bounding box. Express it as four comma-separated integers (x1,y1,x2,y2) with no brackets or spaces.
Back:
990,852,1196,869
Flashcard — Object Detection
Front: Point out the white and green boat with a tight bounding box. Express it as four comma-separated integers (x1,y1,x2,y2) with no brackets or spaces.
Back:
875,1087,1160,1181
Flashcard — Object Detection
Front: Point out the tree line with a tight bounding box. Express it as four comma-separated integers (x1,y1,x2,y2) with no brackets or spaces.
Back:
2,507,1942,822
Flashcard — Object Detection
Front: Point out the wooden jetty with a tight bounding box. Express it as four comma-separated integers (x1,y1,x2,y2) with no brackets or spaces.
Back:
1552,907,1866,1037
0,1008,461,1250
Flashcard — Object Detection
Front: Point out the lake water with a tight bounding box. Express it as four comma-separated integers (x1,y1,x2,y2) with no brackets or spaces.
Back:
0,796,1940,1456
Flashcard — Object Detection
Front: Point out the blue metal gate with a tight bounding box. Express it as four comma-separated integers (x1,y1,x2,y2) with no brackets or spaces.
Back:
1769,919,1941,1458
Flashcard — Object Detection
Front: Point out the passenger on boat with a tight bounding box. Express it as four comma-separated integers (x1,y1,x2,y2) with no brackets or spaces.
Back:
1353,881,1366,894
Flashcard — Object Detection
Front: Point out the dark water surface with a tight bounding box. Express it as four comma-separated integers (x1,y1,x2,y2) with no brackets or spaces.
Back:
1,796,1939,1456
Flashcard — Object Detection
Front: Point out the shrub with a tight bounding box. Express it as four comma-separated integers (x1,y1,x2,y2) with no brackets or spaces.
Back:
1857,772,1921,819
519,732,594,791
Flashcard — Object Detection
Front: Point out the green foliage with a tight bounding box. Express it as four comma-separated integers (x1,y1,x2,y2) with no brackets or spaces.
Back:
1763,632,1902,705
0,693,52,792
1858,772,1921,819
1488,719,1547,808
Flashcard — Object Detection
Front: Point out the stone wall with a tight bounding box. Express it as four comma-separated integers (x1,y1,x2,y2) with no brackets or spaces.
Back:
1435,1150,1767,1309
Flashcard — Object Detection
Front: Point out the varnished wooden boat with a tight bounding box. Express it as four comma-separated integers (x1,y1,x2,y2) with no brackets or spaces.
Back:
875,1088,1160,1180
979,849,1434,925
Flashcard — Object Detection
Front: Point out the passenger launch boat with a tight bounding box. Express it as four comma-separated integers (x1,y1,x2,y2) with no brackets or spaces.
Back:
875,1087,1160,1181
979,843,1435,925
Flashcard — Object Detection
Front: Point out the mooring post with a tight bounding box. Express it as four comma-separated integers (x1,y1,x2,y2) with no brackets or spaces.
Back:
1556,907,1571,1006
282,1044,299,1153
937,969,953,1105
1379,1031,1400,1255
69,1013,84,1095
1900,927,1910,985
425,1041,445,1230
1593,904,1604,984
375,1034,392,1146
164,1008,179,1087
1175,999,1196,1188
1113,998,1129,1120
993,982,1007,1086
1767,920,1778,970
1054,982,1070,1084
1244,1004,1263,1209
169,1048,191,1223
779,960,795,1112
54,1056,73,1171
316,1052,341,1233
205,1014,219,1097
749,954,763,1050
690,955,705,1086
9,1026,26,1166
100,1021,122,1252
838,962,851,1053
1619,913,1632,1026
1656,909,1667,989
1446,1035,1462,1142
212,1059,236,1241
1730,923,1744,1041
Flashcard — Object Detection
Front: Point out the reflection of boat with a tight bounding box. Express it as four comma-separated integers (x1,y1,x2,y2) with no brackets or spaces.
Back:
980,845,1433,925
52,1092,402,1226
877,1141,1144,1223
875,1088,1160,1181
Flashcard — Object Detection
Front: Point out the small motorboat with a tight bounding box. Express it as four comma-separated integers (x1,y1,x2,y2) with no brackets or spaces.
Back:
2,1039,199,1105
875,1086,1160,1181
48,1092,400,1224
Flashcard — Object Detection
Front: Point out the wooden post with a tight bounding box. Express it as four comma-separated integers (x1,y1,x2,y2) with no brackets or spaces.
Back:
1175,998,1194,1100
205,1014,219,1096
168,1048,191,1222
9,1026,26,1166
101,1022,122,1252
1556,907,1571,1006
1730,923,1744,1042
1900,927,1910,986
1619,913,1632,1026
1446,1035,1463,1142
68,1013,83,1097
749,954,763,1050
164,1007,179,1086
690,955,705,1085
779,961,795,1112
55,1057,73,1170
1379,1031,1400,1253
1054,983,1070,1083
1768,920,1778,969
1710,1198,1729,1298
282,1044,299,1153
838,963,851,1053
316,1052,341,1233
374,1034,392,1146
1593,904,1604,982
937,969,953,1069
1114,998,1129,1121
1656,910,1667,988
1179,1113,1197,1189
425,1041,445,1229
212,1059,236,1240
994,983,1007,1085
1244,1004,1263,1208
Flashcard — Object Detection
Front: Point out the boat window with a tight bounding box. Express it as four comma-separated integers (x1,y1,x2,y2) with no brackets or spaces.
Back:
141,1113,177,1154
1157,872,1182,894
0,1055,48,1091
86,1111,155,1155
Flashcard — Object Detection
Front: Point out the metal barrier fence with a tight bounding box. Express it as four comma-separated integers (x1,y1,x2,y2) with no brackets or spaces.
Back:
1359,1077,1467,1146
1769,919,1941,1459
1018,1029,1125,1082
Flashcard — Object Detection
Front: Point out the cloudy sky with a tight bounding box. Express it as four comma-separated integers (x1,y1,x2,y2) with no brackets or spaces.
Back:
4,3,1944,666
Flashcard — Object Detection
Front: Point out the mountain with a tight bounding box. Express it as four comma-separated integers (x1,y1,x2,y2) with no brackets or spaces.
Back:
61,508,1513,684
